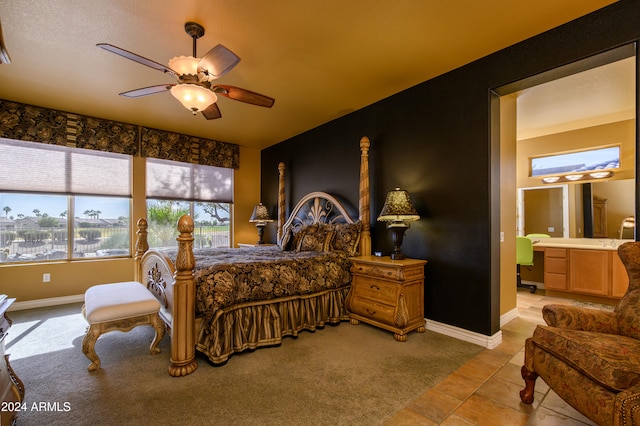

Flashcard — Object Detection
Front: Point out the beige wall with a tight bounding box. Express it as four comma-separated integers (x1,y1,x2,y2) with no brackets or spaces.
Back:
0,147,262,304
500,94,517,316
518,119,635,239
517,120,635,188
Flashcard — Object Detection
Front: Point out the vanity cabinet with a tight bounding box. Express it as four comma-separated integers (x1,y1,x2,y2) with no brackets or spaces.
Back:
568,249,629,298
543,248,568,291
540,247,629,299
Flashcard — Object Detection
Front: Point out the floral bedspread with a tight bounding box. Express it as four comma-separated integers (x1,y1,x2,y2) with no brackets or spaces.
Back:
165,246,352,322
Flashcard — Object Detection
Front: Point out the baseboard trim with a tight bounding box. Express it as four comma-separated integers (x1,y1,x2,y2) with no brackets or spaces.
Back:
500,307,519,328
426,319,502,349
9,294,84,311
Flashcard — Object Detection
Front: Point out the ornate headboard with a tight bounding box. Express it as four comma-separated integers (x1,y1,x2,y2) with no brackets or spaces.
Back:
280,192,357,244
276,136,372,256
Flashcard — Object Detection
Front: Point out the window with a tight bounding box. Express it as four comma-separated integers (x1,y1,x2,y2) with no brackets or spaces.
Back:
0,139,132,263
146,158,232,249
531,146,620,183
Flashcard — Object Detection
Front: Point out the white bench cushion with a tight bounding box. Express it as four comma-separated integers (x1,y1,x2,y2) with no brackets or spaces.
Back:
84,281,160,323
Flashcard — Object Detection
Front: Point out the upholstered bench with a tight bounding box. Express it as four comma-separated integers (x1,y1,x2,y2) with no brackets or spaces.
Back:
81,281,165,371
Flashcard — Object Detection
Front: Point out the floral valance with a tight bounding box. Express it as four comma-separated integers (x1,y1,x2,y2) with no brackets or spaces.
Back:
0,99,239,169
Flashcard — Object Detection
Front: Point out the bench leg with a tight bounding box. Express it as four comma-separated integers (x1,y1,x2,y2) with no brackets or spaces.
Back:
82,313,166,372
82,324,102,372
149,313,165,355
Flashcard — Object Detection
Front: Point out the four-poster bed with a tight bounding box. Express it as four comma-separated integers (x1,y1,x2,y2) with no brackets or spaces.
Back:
134,136,372,376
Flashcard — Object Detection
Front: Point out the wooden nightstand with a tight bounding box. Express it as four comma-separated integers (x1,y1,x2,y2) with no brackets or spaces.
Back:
346,256,427,341
1,297,25,426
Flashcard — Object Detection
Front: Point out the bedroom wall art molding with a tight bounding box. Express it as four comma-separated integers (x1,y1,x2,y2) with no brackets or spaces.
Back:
0,99,239,169
426,319,503,349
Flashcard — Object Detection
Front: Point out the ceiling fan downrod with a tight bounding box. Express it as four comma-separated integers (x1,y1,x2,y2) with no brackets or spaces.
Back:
184,22,205,57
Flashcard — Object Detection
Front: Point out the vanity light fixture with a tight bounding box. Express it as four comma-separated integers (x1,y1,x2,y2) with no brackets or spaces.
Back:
377,188,420,260
564,174,584,181
541,170,615,184
589,171,613,179
541,176,560,184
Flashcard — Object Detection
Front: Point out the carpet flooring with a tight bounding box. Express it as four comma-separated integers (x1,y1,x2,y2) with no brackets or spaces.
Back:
6,303,484,426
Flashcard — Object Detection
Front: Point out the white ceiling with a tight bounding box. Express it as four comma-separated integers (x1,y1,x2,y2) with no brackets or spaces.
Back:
0,0,618,149
517,56,636,140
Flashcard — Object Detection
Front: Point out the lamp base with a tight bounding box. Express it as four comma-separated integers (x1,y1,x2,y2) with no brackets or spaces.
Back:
387,222,409,261
390,252,405,260
255,224,266,245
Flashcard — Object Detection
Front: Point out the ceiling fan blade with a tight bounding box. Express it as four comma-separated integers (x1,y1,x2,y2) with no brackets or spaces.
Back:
202,103,222,120
213,85,274,108
198,44,240,79
97,43,176,77
119,84,174,98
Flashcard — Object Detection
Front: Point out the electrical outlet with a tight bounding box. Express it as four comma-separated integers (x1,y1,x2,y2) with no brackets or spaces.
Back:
43,273,51,283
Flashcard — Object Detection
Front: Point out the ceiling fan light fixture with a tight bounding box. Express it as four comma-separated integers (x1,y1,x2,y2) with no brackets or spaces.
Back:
170,84,217,114
168,55,200,76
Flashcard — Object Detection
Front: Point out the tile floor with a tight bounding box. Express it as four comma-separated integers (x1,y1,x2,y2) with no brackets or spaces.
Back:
386,290,600,425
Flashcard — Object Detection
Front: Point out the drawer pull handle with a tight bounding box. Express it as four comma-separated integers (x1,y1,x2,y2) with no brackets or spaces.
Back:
370,284,380,291
366,308,376,315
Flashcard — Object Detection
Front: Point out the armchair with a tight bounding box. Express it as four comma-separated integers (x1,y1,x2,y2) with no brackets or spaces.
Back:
520,242,640,426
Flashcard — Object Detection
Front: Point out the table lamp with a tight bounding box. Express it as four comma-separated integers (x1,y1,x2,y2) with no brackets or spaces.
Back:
377,188,420,259
249,203,273,244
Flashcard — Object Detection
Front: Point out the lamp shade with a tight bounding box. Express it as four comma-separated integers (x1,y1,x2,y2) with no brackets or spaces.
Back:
170,84,217,114
377,188,420,222
249,203,273,223
168,55,199,76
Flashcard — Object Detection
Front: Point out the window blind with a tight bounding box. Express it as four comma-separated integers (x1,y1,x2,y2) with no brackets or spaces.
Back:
0,138,132,196
146,158,233,203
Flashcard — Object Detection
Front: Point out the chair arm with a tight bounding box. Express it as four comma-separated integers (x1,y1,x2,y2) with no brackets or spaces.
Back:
542,304,619,333
616,385,640,425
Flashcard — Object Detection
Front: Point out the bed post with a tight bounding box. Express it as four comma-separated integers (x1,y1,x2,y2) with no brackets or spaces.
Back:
359,136,372,256
277,162,286,244
134,218,149,283
169,215,198,377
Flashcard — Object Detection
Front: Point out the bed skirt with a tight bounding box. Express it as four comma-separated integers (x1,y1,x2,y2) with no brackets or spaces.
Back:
195,285,351,364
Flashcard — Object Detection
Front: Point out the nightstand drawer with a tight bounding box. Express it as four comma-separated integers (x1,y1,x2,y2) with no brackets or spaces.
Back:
349,297,395,324
351,276,397,304
352,262,399,280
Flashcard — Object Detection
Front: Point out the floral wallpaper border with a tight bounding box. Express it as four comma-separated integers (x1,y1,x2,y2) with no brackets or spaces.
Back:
0,99,239,169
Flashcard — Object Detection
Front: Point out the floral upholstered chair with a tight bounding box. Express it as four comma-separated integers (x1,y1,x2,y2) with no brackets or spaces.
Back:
520,242,640,426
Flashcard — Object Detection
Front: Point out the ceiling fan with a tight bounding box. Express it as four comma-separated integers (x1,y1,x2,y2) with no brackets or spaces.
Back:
97,22,274,120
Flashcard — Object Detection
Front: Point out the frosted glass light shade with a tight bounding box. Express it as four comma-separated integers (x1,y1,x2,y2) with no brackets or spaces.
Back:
170,84,217,114
564,174,584,181
168,55,199,75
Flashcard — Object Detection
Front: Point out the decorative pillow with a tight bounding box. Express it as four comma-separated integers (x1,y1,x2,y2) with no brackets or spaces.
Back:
331,221,362,256
279,228,294,251
296,223,334,252
280,225,307,252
